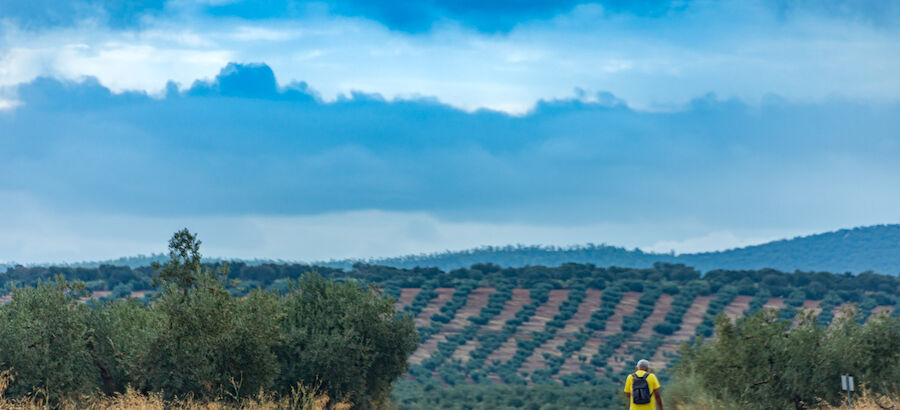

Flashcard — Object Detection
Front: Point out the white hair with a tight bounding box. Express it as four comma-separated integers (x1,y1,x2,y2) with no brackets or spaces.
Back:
637,359,650,370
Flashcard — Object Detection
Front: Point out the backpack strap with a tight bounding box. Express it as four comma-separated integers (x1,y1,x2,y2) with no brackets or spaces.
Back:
634,372,649,380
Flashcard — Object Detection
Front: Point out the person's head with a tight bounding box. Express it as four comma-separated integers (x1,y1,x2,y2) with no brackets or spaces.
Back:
636,359,650,371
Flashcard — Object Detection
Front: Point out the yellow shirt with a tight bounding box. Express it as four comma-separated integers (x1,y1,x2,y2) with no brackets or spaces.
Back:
624,370,660,410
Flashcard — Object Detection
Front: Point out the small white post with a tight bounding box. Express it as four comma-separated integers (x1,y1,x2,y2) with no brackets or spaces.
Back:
848,376,854,407
841,375,854,408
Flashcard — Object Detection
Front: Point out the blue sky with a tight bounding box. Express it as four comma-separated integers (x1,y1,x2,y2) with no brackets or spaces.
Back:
1,0,899,263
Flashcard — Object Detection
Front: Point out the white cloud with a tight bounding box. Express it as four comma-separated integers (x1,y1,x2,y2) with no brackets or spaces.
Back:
0,98,17,110
0,2,898,112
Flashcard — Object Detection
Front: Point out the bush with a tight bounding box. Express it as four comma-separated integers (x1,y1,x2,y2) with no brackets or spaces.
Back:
653,322,678,335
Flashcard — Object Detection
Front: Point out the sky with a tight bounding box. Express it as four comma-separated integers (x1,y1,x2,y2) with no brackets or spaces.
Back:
1,0,900,264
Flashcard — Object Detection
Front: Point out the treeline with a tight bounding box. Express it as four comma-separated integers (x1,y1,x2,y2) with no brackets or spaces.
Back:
4,260,899,301
0,230,417,408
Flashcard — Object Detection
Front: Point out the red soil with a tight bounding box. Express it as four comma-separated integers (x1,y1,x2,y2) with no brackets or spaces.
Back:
556,291,641,378
452,339,480,364
792,299,821,327
562,289,604,333
408,288,497,366
519,290,607,377
520,336,569,376
443,288,496,332
762,297,785,311
600,292,641,336
414,288,455,328
394,288,422,310
831,303,856,326
651,295,713,369
609,294,675,373
452,289,531,366
518,289,570,336
872,305,895,317
485,290,569,367
633,294,675,340
409,333,447,365
483,289,531,332
723,296,752,321
130,290,151,299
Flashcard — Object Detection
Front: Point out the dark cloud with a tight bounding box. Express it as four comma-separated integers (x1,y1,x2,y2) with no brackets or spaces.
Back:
2,63,899,227
0,0,166,29
207,0,685,32
767,0,900,26
3,0,896,32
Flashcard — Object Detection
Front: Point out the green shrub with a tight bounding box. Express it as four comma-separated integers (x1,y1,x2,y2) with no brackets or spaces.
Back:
0,279,96,403
672,308,900,409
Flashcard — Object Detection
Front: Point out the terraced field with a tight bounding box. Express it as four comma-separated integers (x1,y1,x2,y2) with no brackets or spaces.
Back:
400,286,896,385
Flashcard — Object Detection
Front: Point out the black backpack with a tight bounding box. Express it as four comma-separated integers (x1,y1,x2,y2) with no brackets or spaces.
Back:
631,372,652,404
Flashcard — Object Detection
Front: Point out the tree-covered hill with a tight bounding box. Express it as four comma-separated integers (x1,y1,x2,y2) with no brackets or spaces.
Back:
679,224,900,274
325,224,900,275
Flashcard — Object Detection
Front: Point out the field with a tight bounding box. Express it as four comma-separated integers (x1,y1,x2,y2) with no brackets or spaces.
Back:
393,282,897,386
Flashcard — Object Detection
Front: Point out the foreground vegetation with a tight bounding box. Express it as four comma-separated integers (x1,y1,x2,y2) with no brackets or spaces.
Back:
0,230,417,408
668,308,900,409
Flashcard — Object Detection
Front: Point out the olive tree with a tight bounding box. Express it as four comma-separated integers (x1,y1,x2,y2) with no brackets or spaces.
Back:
276,274,418,408
0,279,98,402
672,308,900,409
142,229,282,399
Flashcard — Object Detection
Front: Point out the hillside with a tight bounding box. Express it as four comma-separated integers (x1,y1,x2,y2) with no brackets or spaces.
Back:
326,224,900,275
679,224,900,274
380,264,899,387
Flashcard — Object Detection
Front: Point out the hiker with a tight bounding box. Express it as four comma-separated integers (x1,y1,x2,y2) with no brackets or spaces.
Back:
624,359,663,410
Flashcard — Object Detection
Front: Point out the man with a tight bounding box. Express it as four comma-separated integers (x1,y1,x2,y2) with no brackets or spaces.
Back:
624,359,663,410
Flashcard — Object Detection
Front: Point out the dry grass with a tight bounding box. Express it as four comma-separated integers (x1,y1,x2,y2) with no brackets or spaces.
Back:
816,390,899,410
0,369,351,410
663,372,900,410
663,368,738,410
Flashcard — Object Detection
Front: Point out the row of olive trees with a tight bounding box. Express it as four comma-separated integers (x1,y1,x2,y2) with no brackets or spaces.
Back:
668,307,900,409
0,229,418,408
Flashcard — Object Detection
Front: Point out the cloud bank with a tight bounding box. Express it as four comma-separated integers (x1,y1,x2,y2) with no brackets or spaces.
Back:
3,63,899,229
2,0,899,114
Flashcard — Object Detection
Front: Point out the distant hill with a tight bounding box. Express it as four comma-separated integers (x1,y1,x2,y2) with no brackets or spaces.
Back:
3,224,899,275
321,225,900,275
678,224,900,274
